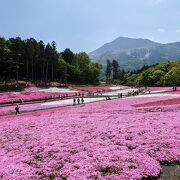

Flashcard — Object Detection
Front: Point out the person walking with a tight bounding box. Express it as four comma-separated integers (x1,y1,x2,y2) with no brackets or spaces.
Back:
81,97,84,104
77,97,80,104
73,98,76,105
120,93,123,98
15,105,20,115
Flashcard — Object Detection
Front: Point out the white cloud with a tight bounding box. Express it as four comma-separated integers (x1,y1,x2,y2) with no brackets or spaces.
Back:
176,28,180,33
157,28,165,33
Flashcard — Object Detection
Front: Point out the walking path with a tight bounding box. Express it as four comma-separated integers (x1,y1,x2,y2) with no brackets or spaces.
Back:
0,88,180,117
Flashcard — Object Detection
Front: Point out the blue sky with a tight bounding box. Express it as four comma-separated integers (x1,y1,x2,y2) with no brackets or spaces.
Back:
0,0,180,52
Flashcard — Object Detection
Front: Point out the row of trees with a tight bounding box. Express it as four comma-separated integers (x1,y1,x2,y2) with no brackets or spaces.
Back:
125,61,180,86
0,37,102,85
105,59,180,86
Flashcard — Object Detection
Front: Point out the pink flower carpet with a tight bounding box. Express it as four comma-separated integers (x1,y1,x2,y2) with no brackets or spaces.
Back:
0,95,179,179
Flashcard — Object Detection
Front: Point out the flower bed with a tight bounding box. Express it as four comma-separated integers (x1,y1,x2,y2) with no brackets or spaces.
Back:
0,103,47,116
167,91,180,94
71,86,112,93
0,88,77,104
0,96,179,179
133,97,180,107
0,100,72,116
147,87,180,92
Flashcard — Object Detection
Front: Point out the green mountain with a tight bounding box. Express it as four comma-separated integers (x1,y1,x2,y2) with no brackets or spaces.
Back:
89,37,180,71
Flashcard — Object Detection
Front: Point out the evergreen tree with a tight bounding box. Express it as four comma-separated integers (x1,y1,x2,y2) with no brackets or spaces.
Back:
105,59,112,80
112,60,120,79
0,37,102,85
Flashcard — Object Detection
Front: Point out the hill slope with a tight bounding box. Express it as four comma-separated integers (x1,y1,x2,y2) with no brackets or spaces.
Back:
89,37,180,71
126,60,180,86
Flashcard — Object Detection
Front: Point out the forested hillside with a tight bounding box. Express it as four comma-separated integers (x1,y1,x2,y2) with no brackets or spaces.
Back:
125,61,180,86
0,37,102,85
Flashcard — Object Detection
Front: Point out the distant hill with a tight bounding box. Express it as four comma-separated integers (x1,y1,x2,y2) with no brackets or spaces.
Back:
125,60,180,86
89,37,180,71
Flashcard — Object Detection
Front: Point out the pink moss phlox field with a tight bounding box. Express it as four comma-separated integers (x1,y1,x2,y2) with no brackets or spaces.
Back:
167,91,180,94
133,97,180,107
147,86,180,92
0,102,70,117
0,91,75,104
0,96,180,179
71,86,112,93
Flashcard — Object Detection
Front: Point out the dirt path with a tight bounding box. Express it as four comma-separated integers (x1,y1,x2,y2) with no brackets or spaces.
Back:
159,164,180,180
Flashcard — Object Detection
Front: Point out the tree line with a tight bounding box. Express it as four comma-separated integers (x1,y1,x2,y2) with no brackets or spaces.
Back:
125,60,180,86
0,37,102,85
105,59,180,86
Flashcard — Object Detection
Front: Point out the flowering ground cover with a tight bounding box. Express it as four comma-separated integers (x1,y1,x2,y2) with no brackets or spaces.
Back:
133,97,180,107
0,86,129,105
167,91,180,94
0,96,179,179
0,99,73,117
0,103,53,116
71,86,112,93
0,88,77,104
147,87,180,92
109,85,130,90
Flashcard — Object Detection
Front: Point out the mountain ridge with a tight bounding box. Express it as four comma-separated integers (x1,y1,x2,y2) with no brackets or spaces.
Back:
89,37,180,71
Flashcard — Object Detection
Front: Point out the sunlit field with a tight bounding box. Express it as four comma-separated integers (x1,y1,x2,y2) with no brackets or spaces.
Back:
0,86,179,179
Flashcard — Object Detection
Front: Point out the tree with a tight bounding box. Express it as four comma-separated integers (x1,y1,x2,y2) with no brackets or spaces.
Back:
9,37,24,84
0,37,12,79
56,56,68,83
112,60,120,79
106,59,112,80
61,48,74,64
25,38,37,81
50,41,58,81
88,62,102,84
38,40,45,82
163,66,180,85
0,36,102,85
75,52,90,83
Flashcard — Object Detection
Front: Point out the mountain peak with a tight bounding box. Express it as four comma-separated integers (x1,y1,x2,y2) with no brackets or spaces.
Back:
89,36,180,71
90,37,160,57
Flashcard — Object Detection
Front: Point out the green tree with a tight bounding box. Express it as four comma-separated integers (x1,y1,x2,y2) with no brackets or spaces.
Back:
112,60,120,79
9,37,24,84
163,66,180,85
105,59,112,80
61,48,74,64
88,62,102,84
